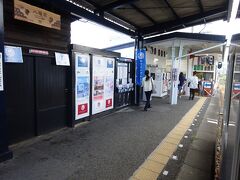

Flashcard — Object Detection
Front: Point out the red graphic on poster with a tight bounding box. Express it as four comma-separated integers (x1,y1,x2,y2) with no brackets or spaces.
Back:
106,99,112,108
78,103,88,115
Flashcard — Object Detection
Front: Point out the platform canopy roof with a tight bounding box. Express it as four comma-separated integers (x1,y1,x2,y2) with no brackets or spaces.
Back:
46,0,236,37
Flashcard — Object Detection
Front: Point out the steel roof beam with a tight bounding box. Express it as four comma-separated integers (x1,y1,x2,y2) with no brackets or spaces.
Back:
84,0,139,30
95,0,138,13
130,4,156,24
45,0,135,36
163,0,179,19
140,7,227,36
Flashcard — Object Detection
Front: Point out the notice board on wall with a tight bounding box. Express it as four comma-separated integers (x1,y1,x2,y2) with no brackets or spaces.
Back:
92,56,115,115
75,53,90,120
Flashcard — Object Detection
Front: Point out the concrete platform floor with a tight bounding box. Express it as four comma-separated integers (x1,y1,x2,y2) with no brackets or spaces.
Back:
0,97,207,180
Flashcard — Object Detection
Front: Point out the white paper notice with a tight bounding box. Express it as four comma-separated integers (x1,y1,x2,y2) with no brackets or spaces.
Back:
0,53,3,91
55,52,70,66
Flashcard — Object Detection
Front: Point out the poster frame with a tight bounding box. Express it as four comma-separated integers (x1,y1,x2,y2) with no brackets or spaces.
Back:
74,52,91,121
91,55,115,115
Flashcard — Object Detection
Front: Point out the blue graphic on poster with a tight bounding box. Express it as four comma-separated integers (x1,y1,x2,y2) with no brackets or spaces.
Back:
4,45,23,63
136,49,146,85
77,76,89,98
107,59,113,68
78,56,88,67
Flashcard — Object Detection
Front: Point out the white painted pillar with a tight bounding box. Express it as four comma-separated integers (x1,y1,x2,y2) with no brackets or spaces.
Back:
170,41,177,105
170,41,183,105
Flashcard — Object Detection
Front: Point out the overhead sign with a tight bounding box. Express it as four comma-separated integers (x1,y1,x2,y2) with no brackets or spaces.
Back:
136,49,146,86
0,53,3,91
4,45,23,63
55,52,70,66
14,0,61,30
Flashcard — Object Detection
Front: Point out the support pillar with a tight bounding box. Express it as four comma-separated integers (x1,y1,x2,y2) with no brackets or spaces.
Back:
0,0,13,162
134,35,144,106
170,41,183,105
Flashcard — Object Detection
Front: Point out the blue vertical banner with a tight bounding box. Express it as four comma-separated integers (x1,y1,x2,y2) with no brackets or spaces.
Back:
136,49,146,86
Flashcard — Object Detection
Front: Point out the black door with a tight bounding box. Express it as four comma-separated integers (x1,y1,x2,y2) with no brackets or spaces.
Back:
35,57,68,134
5,56,35,143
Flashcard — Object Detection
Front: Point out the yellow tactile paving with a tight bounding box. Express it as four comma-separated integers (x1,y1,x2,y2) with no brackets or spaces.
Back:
167,133,183,141
130,97,207,180
147,153,169,165
154,143,176,157
164,137,181,145
133,168,159,180
141,160,165,173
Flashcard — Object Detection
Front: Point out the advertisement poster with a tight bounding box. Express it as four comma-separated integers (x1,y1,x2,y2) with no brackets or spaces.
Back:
75,53,90,120
136,49,146,85
14,0,61,30
55,52,70,66
0,53,3,91
92,56,115,115
4,45,23,63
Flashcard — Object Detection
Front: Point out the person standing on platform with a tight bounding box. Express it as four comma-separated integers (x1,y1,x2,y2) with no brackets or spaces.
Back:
187,71,199,100
178,72,186,98
142,70,154,111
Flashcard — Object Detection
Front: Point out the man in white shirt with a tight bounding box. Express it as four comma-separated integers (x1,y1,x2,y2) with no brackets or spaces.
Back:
188,71,199,100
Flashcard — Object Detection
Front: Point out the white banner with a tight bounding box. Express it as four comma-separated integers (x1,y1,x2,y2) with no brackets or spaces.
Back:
0,53,3,91
75,53,90,120
92,56,115,115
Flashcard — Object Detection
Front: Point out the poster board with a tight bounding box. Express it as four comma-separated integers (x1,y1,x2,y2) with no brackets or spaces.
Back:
92,56,115,115
75,53,90,120
0,53,3,91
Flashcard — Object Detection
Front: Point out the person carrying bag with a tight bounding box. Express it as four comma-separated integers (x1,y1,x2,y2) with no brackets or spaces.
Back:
142,70,154,111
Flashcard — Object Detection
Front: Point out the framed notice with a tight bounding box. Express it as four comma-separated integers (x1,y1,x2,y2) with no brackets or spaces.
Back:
92,56,115,115
55,52,70,66
14,0,61,30
0,53,3,91
75,53,90,120
4,45,23,63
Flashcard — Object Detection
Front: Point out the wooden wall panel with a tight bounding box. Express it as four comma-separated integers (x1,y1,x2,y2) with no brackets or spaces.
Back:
4,0,72,51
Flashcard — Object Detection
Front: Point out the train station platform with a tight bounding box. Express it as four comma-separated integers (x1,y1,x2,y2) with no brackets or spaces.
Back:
0,95,219,180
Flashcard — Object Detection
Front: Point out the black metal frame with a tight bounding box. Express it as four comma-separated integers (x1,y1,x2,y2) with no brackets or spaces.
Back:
70,44,121,126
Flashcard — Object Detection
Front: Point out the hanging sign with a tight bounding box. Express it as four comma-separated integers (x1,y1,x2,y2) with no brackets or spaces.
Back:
4,45,23,63
75,53,90,120
0,53,3,91
55,52,70,66
92,56,114,115
14,0,61,30
136,49,146,85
